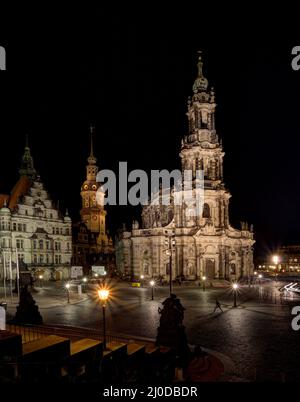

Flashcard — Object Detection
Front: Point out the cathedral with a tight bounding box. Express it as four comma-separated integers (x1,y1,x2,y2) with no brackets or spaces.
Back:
115,54,254,281
72,130,114,272
0,139,72,281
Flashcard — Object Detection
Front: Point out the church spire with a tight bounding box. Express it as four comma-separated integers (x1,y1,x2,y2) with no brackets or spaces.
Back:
87,125,97,166
19,135,36,179
90,124,94,157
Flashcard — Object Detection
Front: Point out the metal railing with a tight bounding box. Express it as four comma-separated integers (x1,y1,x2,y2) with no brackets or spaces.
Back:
6,323,154,346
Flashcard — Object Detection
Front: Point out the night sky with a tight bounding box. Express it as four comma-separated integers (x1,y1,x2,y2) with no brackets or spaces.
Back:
1,7,300,259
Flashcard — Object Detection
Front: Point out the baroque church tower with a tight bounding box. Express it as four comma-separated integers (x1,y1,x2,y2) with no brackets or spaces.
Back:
80,127,109,247
116,53,254,281
178,51,228,229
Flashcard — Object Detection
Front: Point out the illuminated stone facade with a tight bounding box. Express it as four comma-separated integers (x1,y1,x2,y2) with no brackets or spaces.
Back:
0,141,72,281
116,54,254,281
72,130,114,272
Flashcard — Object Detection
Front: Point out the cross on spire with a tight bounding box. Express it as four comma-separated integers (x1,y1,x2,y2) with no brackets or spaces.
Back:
89,124,95,158
197,50,204,77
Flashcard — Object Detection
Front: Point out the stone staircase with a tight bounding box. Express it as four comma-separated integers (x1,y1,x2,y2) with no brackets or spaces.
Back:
1,324,225,383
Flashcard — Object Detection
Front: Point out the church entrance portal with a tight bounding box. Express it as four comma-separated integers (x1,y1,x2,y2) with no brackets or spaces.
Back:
205,258,215,279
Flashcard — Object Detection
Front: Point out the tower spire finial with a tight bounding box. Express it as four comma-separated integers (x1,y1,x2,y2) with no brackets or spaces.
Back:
87,125,97,165
192,50,208,93
197,50,203,77
89,124,95,157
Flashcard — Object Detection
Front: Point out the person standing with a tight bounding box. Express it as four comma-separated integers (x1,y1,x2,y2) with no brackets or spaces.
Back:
213,299,223,313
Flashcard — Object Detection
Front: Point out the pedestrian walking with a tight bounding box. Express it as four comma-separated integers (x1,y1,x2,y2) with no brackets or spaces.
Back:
213,299,223,313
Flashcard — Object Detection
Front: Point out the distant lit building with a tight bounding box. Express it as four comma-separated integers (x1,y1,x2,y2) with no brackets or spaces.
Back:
257,246,300,274
72,130,114,274
0,140,72,281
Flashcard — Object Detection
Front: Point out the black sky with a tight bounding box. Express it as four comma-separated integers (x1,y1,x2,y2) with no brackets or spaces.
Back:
1,6,300,258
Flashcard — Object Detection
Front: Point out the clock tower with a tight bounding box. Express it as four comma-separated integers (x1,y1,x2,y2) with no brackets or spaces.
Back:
80,127,107,243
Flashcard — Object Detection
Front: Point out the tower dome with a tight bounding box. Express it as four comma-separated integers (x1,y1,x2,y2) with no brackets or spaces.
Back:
64,209,72,223
0,200,11,216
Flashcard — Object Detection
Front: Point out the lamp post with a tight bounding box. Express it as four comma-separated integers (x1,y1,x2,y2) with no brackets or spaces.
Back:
65,283,70,303
98,288,110,350
82,277,87,292
150,280,155,300
39,275,43,288
165,229,175,297
202,276,206,291
140,274,144,288
253,271,257,285
232,283,238,307
273,255,279,281
258,274,262,285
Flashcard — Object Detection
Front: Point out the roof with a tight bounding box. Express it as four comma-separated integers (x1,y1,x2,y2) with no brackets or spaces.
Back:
8,176,31,210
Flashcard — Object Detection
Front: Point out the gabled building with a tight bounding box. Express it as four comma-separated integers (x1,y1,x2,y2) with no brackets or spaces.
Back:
0,139,72,281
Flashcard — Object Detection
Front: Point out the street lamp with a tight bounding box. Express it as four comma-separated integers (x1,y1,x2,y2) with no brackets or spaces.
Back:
232,283,238,307
140,274,144,288
150,280,155,300
165,229,175,297
65,283,70,303
273,255,279,280
82,277,87,292
202,276,206,291
98,288,110,350
258,274,262,285
39,275,43,288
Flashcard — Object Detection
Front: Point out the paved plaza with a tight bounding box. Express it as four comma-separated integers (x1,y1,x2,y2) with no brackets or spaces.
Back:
1,279,300,381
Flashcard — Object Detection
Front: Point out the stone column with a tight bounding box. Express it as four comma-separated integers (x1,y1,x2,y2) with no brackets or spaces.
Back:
200,256,204,277
132,242,140,277
224,200,229,227
240,249,245,278
215,255,219,278
196,253,200,278
219,246,225,279
224,247,230,280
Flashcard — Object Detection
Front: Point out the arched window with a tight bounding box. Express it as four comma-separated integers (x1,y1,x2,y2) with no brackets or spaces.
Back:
202,203,210,218
230,263,236,275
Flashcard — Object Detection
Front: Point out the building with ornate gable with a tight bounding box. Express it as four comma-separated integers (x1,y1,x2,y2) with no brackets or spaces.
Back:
0,140,72,281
